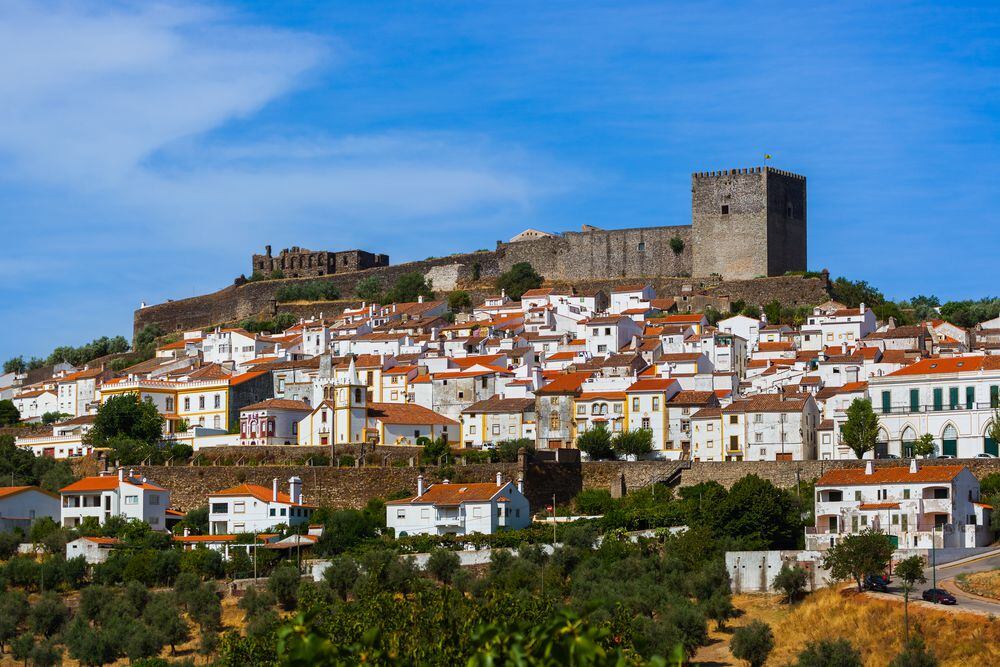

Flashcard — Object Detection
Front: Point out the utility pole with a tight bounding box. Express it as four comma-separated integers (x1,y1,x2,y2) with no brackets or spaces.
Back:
552,493,557,545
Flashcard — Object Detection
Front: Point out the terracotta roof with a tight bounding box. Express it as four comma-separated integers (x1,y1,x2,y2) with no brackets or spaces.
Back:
229,370,270,385
691,406,723,419
386,481,509,506
462,396,536,414
586,315,627,325
536,371,594,395
451,354,504,369
667,390,718,406
545,351,578,361
722,395,810,413
859,502,901,510
658,353,703,362
57,367,105,382
816,464,966,487
657,314,706,324
367,402,458,426
758,341,795,352
610,284,651,293
80,536,121,546
61,475,167,493
240,398,314,412
174,534,237,543
626,378,676,392
0,485,59,500
886,356,1000,377
578,391,626,401
209,483,316,507
55,414,97,426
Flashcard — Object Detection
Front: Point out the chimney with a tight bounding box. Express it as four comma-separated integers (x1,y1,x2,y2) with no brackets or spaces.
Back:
517,475,524,493
864,460,873,475
289,476,302,505
417,474,425,496
909,458,918,474
418,295,424,304
860,302,866,314
501,288,506,299
496,471,503,487
117,467,124,481
443,478,450,485
183,527,190,537
272,477,279,502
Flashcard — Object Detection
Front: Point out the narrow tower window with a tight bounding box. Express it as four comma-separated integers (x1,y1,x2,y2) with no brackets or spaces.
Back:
720,205,730,215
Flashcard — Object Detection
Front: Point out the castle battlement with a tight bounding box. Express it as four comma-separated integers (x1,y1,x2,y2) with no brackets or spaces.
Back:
692,166,806,180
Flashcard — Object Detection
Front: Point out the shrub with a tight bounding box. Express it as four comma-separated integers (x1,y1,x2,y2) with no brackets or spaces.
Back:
355,276,384,302
731,620,774,667
268,564,302,611
448,290,472,311
494,438,533,462
669,236,685,254
773,563,809,602
426,548,461,584
275,281,341,303
795,638,862,667
611,428,653,458
574,489,614,515
496,262,543,300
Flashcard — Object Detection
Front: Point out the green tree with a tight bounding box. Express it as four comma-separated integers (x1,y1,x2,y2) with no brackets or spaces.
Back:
496,262,543,300
29,592,69,637
87,393,164,447
703,592,737,630
421,435,452,463
889,636,938,667
822,529,894,591
268,564,302,611
669,236,685,254
64,616,118,667
322,555,359,600
611,428,653,459
841,398,879,459
11,633,34,667
717,475,800,549
426,547,461,584
730,620,774,667
494,438,533,462
912,434,936,458
3,356,27,374
134,324,165,359
0,590,30,652
830,277,885,309
0,399,20,425
124,621,165,662
895,555,927,643
576,425,615,461
175,506,209,535
448,290,472,311
355,276,384,302
773,563,809,602
143,592,190,654
795,638,863,667
29,638,62,667
384,272,434,304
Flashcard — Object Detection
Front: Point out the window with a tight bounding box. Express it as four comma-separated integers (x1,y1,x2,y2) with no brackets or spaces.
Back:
472,507,482,518
949,387,959,410
550,415,560,430
458,391,464,399
214,394,221,409
854,491,861,501
881,391,891,414
721,204,729,215
125,495,138,505
211,503,227,514
396,509,406,519
148,494,160,506
729,415,738,424
577,405,586,415
614,404,622,414
270,508,276,516
637,242,645,251
280,508,287,516
755,433,763,443
632,398,640,411
234,502,245,513
903,489,910,500
165,397,174,412
420,508,430,519
469,425,476,434
933,388,943,411
509,424,516,434
753,413,762,423
652,397,660,411
199,396,205,410
492,424,501,435
184,397,191,411
641,417,650,429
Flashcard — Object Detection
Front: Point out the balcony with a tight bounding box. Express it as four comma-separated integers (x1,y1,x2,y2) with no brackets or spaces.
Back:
435,513,463,527
875,401,997,416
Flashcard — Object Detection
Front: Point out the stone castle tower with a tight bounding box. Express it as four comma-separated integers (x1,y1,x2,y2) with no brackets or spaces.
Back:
691,167,807,279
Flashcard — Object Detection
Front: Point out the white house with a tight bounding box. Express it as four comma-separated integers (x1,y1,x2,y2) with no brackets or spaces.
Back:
55,367,104,417
239,398,314,446
800,304,877,351
207,477,316,535
0,486,61,533
718,314,764,354
582,315,642,356
866,355,1000,458
59,469,171,530
386,473,531,537
202,328,267,366
609,284,655,315
807,461,992,550
717,394,820,461
12,387,58,421
461,397,536,448
66,536,121,564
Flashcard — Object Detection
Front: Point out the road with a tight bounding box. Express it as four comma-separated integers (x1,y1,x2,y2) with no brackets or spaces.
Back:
879,549,1000,615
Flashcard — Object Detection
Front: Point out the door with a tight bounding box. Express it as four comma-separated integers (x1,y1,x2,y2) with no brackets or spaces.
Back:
776,452,793,461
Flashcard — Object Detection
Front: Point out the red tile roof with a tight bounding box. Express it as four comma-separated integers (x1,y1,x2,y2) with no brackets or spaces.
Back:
61,475,167,493
886,356,1000,377
536,371,594,394
209,483,316,507
240,398,314,412
367,402,458,426
386,481,508,506
626,378,676,392
816,465,965,487
0,486,59,500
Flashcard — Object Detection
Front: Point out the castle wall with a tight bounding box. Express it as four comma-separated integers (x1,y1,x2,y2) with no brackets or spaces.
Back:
765,171,808,276
497,225,693,280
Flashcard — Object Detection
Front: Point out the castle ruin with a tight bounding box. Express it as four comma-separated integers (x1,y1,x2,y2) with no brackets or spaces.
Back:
252,246,389,279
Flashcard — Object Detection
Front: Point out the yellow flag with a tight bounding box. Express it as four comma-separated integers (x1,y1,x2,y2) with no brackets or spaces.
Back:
764,153,773,160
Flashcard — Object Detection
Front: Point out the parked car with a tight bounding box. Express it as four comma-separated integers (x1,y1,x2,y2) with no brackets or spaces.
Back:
863,574,889,592
936,455,955,459
975,453,996,459
922,588,957,605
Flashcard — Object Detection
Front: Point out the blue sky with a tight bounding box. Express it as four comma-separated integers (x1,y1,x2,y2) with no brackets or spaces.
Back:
1,1,998,360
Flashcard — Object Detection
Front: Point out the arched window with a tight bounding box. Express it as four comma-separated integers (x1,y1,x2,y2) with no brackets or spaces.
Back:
941,424,958,457
876,428,889,458
984,421,998,456
901,426,917,458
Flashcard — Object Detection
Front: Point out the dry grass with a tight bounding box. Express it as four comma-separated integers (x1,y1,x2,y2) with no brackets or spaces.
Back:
955,570,1000,601
695,588,1000,667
